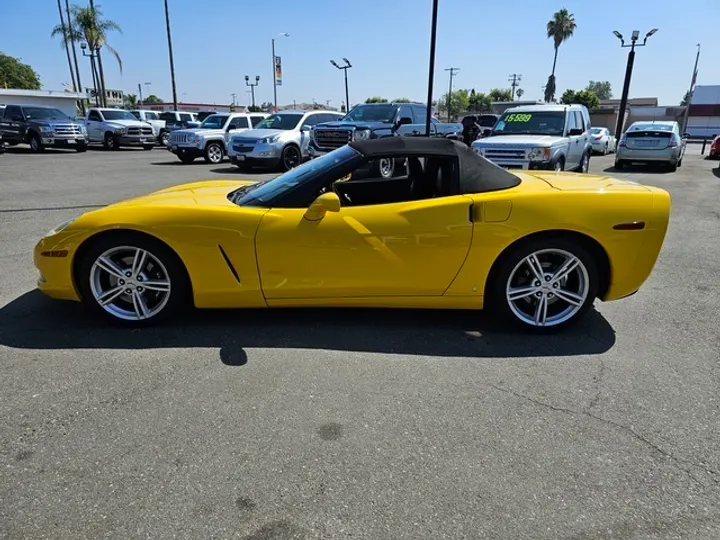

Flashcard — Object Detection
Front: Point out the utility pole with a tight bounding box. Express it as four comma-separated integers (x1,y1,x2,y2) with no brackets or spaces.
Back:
613,28,658,138
508,73,522,101
137,83,143,107
164,0,178,111
681,43,700,136
65,0,84,113
445,67,459,121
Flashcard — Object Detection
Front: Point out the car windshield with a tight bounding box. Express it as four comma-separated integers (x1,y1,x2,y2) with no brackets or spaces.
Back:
23,107,70,121
254,114,303,130
101,110,137,121
230,145,360,206
343,104,397,123
144,112,159,120
491,111,566,136
199,114,229,129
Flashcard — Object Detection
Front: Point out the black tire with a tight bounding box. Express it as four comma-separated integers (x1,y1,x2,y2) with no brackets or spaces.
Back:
77,232,190,327
372,157,396,178
76,142,88,153
486,236,598,332
103,132,119,151
614,160,624,170
280,144,302,171
667,161,678,172
677,157,683,168
159,130,169,145
203,141,224,164
29,133,44,153
143,145,154,151
603,143,608,155
553,157,565,172
178,154,195,164
576,151,590,173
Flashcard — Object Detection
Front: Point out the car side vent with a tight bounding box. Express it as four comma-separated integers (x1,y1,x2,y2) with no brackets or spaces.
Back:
218,245,241,284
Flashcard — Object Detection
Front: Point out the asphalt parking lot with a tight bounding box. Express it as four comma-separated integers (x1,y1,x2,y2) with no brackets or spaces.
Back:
1,144,719,539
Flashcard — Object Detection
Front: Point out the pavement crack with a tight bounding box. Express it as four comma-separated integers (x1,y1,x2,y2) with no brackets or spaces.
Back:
586,358,605,411
487,383,719,489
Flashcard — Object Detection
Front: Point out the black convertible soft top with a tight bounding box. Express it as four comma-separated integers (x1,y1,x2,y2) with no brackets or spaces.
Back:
349,137,521,194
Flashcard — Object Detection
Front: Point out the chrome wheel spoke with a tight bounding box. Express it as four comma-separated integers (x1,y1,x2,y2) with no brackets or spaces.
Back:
96,256,125,279
524,254,545,282
132,291,150,319
97,285,125,306
551,255,580,284
533,295,548,326
142,279,170,292
131,248,147,277
554,287,584,307
508,286,538,301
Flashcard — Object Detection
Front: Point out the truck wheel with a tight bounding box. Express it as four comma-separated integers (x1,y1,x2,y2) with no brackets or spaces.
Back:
29,133,44,153
76,142,88,153
553,157,565,172
373,157,395,178
103,132,119,151
143,145,154,151
204,142,224,164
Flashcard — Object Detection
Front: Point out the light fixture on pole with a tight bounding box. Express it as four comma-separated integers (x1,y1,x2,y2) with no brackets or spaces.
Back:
245,75,260,108
80,42,99,107
613,28,658,138
330,58,352,113
271,32,290,112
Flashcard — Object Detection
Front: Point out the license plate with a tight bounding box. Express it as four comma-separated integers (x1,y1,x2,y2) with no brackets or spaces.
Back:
140,139,147,143
66,139,75,144
172,145,178,151
236,155,245,161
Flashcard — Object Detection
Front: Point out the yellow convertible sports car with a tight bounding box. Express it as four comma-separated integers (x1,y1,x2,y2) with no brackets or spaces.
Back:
34,137,670,330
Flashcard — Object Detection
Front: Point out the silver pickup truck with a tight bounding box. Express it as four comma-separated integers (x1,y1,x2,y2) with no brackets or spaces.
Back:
309,102,461,177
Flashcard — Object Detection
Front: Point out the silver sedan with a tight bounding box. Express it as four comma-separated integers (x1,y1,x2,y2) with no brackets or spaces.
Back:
589,127,616,155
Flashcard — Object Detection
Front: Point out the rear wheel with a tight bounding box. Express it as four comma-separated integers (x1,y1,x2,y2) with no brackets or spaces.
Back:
487,238,598,332
373,157,396,178
603,142,608,155
577,152,590,173
178,154,195,164
667,161,678,172
614,160,624,170
77,233,189,326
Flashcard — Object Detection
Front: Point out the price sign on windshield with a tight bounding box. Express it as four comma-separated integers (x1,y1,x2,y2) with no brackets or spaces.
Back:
505,113,532,122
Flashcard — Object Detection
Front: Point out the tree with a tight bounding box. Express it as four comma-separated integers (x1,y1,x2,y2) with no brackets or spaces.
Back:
560,89,600,110
365,96,388,103
393,97,411,103
680,90,692,106
545,8,576,102
515,88,524,99
144,94,163,104
489,88,513,102
0,53,41,89
585,80,612,100
123,93,137,107
247,105,262,113
436,88,469,120
468,89,492,112
259,101,274,112
65,3,123,107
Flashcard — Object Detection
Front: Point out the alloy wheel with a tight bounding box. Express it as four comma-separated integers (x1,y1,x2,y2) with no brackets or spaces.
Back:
89,246,171,321
283,146,301,169
505,248,590,328
581,153,590,173
207,144,223,163
379,158,394,177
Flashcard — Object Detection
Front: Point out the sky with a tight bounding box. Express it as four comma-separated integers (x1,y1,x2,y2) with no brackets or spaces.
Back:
2,0,719,108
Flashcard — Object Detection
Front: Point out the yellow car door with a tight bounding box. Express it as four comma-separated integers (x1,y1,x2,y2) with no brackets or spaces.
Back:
255,195,474,300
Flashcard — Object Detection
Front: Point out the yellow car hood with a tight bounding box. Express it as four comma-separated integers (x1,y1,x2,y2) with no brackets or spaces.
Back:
522,172,652,193
108,179,258,208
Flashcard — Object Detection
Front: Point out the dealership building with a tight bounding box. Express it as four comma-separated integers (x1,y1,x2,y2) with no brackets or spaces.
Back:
686,85,720,138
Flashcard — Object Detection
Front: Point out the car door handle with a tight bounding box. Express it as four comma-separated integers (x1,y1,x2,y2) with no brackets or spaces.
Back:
412,130,420,135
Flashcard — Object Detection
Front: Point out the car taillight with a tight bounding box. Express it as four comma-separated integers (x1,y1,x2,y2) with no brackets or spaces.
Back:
668,136,679,148
618,136,627,147
593,134,603,139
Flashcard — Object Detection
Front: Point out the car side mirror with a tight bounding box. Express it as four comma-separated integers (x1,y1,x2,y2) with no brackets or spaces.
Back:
301,125,311,132
304,192,341,221
397,117,413,127
568,128,584,136
682,133,689,139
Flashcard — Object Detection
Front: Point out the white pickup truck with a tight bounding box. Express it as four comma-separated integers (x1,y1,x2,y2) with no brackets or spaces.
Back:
129,110,166,145
167,112,267,164
85,108,156,151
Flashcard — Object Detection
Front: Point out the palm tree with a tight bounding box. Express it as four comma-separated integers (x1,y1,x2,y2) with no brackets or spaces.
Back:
65,2,122,108
544,8,576,102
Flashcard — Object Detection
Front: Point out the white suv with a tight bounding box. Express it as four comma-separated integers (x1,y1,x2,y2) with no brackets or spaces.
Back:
167,112,267,164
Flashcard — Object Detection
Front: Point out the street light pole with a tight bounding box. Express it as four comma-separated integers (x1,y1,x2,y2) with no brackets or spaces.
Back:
245,75,260,108
681,43,700,136
425,0,439,136
271,33,290,112
613,28,658,138
445,67,459,121
81,43,99,107
330,59,352,113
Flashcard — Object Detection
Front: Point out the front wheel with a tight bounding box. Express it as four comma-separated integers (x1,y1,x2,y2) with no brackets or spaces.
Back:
29,133,44,153
76,142,88,153
373,157,396,178
280,144,302,171
143,145,154,151
487,238,598,331
578,152,590,173
103,132,119,151
204,141,224,164
178,154,195,164
77,234,189,326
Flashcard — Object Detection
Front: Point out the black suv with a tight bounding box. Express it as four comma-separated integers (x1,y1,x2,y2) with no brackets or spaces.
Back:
0,104,88,152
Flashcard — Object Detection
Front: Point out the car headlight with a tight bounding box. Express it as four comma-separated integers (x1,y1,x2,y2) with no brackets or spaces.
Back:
40,126,53,134
527,147,551,161
260,135,281,144
115,127,128,135
79,125,87,134
353,129,370,140
46,219,74,237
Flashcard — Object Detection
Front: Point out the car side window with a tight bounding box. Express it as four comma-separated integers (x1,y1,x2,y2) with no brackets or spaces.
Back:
159,112,175,121
301,114,322,128
179,113,192,121
324,154,460,208
88,110,102,121
250,115,265,127
413,105,428,126
398,105,414,123
6,105,22,120
566,111,578,134
573,111,585,133
131,111,141,120
228,117,249,130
